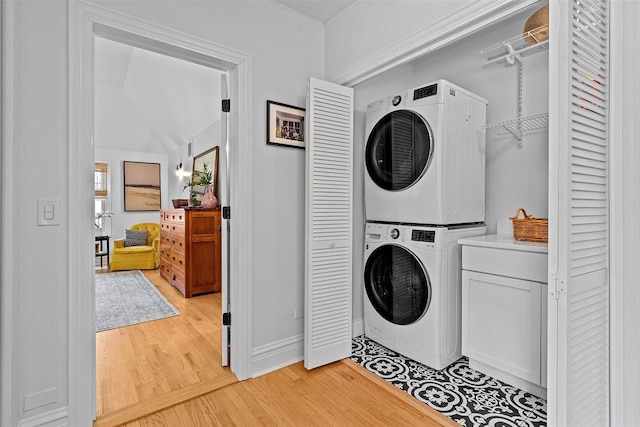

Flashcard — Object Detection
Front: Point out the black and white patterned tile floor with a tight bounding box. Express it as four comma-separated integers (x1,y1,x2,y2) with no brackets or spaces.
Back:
351,336,546,427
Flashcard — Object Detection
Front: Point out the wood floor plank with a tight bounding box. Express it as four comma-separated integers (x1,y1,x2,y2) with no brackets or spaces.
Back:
95,269,231,418
97,272,454,426
120,360,453,427
94,372,238,427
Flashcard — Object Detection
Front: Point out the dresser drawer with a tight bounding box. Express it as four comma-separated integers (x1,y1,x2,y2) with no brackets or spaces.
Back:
462,245,547,283
160,246,172,264
172,269,186,295
159,261,171,281
170,234,186,252
171,251,185,271
169,210,185,224
169,223,185,235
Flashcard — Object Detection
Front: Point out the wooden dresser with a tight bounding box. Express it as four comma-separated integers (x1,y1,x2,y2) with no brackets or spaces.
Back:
159,208,221,297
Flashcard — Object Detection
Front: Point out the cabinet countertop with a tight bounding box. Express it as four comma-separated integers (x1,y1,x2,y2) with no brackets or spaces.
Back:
458,234,548,254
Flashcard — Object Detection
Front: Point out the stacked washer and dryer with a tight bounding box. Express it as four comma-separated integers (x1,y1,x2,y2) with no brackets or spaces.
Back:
363,80,488,370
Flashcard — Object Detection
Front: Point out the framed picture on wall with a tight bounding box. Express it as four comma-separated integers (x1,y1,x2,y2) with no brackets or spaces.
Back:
123,161,161,211
266,100,306,149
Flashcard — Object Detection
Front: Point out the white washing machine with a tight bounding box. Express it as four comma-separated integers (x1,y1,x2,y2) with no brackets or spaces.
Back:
364,79,487,225
363,221,485,370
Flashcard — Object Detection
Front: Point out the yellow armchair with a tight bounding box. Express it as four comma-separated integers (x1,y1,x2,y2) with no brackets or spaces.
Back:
109,222,161,271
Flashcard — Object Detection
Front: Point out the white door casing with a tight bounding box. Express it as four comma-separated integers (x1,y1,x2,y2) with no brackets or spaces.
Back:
68,1,253,424
304,77,354,369
548,0,610,425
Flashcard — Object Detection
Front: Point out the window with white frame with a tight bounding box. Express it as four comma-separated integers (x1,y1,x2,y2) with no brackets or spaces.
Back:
94,162,112,233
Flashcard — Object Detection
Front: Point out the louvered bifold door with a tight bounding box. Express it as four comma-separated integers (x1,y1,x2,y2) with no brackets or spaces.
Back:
304,77,354,369
548,1,610,426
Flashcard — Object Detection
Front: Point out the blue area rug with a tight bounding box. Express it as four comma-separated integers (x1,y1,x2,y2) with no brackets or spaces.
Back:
96,270,179,332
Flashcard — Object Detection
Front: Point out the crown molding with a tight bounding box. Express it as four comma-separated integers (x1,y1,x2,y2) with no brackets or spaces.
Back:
325,0,365,26
329,0,542,87
260,0,324,28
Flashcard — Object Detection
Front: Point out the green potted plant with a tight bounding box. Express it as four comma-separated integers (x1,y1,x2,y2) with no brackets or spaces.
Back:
183,162,216,208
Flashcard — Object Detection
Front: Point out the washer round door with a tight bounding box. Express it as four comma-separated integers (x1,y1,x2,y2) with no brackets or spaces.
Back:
365,110,433,191
364,244,431,325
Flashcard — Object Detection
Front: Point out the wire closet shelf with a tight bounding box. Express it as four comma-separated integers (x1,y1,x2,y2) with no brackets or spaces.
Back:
480,24,550,145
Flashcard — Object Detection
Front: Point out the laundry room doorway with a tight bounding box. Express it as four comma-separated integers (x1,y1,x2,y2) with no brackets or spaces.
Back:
69,2,253,424
92,34,234,419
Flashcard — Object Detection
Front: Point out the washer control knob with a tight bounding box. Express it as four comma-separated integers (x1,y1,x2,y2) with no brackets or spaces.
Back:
390,229,400,239
391,95,402,106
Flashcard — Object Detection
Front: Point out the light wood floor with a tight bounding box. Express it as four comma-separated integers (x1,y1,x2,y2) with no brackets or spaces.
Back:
96,271,455,426
121,359,456,427
96,269,232,417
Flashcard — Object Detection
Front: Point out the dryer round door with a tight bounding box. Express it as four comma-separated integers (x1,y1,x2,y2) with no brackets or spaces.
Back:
364,244,432,325
365,110,433,191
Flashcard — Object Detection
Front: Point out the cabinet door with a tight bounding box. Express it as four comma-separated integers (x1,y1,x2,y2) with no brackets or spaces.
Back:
462,270,542,384
189,212,220,294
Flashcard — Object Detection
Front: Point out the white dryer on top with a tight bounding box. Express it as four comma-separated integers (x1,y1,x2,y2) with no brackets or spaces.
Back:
364,79,488,225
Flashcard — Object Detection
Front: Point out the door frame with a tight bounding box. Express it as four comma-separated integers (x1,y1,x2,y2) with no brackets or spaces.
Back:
609,0,640,425
68,1,253,424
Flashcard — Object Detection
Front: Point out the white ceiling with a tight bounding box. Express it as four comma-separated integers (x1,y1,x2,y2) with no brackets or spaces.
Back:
94,1,356,156
272,0,357,23
94,37,222,155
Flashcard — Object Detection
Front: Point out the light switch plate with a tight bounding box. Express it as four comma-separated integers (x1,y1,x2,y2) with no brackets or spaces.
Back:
38,198,61,226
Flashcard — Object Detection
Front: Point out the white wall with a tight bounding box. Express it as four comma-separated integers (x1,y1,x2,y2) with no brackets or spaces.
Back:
95,148,169,250
168,145,188,202
168,121,224,203
350,11,548,327
1,0,323,424
94,37,222,155
2,3,70,425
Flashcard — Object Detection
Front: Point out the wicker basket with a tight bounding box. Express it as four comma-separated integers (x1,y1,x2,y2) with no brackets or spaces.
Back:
509,208,548,242
523,5,549,45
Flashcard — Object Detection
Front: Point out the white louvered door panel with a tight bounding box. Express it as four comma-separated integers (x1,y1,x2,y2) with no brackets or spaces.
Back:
304,77,354,369
548,1,610,425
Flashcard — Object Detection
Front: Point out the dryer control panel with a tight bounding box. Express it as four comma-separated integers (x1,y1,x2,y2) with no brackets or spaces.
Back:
413,83,438,100
411,229,435,243
365,223,438,248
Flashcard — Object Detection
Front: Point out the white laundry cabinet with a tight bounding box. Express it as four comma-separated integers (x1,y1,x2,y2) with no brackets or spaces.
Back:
458,234,548,398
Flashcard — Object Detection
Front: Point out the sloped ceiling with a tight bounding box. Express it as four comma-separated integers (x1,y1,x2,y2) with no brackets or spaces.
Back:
272,0,358,23
95,37,222,154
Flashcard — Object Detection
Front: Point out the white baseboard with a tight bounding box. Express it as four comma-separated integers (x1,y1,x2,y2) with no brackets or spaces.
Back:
251,322,364,378
251,334,303,378
17,407,68,427
352,318,364,337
